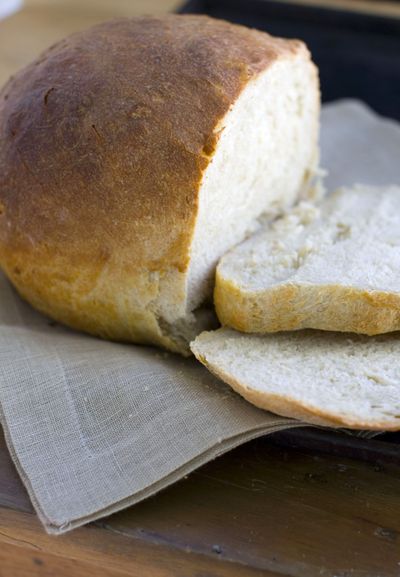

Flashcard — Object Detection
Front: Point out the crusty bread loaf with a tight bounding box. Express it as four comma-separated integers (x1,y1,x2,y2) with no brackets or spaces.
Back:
216,185,400,336
191,327,400,430
0,15,319,354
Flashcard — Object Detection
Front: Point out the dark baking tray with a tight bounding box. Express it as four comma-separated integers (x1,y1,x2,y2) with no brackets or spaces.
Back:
178,0,400,460
270,429,400,466
178,0,400,120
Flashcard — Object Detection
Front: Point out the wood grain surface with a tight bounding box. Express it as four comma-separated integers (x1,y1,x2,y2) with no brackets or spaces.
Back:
0,542,133,577
2,427,400,577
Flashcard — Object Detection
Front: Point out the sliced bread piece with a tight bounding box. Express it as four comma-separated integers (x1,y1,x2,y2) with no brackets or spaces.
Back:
215,185,400,336
191,327,400,430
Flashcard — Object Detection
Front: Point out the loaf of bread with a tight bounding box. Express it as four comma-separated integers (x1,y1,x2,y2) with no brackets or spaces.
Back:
216,185,400,336
0,15,319,354
191,328,400,430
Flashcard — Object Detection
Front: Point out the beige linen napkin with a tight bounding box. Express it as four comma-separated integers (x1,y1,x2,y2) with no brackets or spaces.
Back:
1,100,399,534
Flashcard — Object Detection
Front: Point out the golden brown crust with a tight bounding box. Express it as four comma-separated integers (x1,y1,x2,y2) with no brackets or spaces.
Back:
0,15,306,352
215,275,400,337
192,349,400,431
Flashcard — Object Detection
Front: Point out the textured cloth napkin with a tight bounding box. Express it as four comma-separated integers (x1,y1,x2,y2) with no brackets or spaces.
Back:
1,100,400,534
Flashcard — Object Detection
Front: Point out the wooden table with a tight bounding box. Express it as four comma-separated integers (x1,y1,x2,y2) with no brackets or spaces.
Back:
1,1,400,576
2,427,400,577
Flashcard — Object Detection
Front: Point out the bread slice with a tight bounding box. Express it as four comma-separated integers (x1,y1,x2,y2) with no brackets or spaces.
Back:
191,327,400,430
0,15,319,354
215,185,400,336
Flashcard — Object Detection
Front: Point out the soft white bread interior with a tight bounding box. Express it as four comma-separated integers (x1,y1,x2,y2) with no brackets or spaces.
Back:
215,185,400,336
187,56,319,311
191,327,400,430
